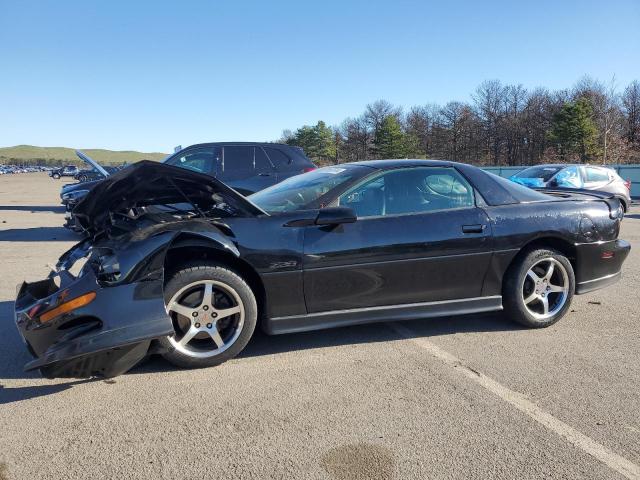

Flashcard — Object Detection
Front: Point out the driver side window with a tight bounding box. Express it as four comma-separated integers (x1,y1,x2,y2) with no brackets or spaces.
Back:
339,167,475,218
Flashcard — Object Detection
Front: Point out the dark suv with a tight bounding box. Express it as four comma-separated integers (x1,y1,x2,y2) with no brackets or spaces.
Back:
163,143,315,195
49,165,79,179
61,143,315,232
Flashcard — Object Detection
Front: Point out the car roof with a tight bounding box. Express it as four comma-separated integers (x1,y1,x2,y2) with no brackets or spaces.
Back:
347,159,463,169
185,142,294,148
521,163,616,171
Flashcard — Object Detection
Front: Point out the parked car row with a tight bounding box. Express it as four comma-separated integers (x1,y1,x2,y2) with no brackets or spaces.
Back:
1,165,54,174
13,151,631,379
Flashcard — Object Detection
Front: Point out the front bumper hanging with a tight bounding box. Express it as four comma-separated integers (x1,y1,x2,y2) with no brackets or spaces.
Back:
14,264,173,378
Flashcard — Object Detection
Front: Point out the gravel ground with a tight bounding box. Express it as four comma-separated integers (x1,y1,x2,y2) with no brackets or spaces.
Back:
0,173,638,480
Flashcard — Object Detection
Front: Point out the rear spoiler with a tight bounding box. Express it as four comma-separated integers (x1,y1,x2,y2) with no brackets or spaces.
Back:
535,187,623,220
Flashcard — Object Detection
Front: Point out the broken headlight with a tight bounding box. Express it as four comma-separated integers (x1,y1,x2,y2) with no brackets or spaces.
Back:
92,249,121,283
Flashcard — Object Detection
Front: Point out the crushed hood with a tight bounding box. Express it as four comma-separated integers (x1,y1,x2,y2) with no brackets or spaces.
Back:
73,161,267,235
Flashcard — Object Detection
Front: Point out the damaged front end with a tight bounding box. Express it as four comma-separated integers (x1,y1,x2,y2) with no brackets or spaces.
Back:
14,237,174,378
14,161,265,378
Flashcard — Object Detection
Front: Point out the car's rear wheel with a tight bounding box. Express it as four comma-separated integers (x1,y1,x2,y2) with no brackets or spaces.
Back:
52,173,60,179
503,248,575,328
159,263,257,368
78,174,87,182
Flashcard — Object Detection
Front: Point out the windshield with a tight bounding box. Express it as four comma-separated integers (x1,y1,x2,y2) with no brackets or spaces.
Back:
514,166,563,182
248,165,371,212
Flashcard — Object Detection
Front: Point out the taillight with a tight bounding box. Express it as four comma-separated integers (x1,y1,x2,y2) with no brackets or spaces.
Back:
303,167,316,173
624,178,631,191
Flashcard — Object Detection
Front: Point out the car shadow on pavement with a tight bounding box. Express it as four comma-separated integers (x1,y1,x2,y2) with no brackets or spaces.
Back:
0,226,79,242
0,296,521,392
625,213,640,220
0,205,66,213
241,311,522,358
0,380,93,405
0,301,42,381
132,311,523,375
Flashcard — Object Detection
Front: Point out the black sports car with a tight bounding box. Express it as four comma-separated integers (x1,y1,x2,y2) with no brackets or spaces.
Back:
14,160,630,378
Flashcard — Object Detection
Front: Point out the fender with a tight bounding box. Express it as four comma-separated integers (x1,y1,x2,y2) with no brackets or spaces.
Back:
97,226,240,286
166,230,240,258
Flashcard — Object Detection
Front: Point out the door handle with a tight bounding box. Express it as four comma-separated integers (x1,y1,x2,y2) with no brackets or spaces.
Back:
462,224,486,234
258,172,272,177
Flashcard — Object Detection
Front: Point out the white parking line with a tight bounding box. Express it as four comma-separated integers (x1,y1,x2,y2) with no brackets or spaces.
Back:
389,323,640,480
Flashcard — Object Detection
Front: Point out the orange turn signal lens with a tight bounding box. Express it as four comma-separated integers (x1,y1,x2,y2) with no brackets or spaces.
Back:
39,292,96,323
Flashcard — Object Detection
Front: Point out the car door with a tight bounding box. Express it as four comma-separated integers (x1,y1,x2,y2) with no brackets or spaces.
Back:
302,166,493,313
221,145,276,194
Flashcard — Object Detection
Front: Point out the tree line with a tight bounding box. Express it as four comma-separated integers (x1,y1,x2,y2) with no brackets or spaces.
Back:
280,77,640,167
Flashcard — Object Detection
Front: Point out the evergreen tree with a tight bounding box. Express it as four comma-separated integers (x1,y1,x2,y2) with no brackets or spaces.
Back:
374,116,407,158
549,98,599,161
286,121,336,164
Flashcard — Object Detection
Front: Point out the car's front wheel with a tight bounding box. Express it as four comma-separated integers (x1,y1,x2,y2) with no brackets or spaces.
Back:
159,263,257,368
52,173,60,179
503,248,575,328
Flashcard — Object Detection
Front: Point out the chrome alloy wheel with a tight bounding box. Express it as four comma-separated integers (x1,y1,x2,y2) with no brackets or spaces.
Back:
521,258,569,320
165,280,245,358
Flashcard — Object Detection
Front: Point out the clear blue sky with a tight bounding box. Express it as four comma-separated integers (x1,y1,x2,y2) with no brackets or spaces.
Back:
1,0,639,153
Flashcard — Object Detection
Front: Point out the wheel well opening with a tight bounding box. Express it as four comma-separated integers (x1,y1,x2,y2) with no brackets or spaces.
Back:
618,197,628,213
163,245,267,324
506,237,577,281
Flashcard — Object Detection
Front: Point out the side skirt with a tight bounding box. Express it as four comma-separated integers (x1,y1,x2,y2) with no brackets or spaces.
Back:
264,296,503,335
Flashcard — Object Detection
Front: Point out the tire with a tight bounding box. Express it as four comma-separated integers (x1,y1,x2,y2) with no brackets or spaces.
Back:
79,175,87,182
52,173,60,179
502,248,575,328
159,263,257,369
619,198,628,214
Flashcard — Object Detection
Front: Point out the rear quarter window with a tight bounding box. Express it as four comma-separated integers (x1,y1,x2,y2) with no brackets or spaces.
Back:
487,172,552,203
585,167,610,183
264,147,292,168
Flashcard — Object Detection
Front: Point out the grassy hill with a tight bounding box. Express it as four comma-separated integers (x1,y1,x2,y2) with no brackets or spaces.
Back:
0,145,169,166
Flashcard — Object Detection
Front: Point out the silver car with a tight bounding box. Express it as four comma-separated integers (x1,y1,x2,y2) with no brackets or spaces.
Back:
510,164,632,212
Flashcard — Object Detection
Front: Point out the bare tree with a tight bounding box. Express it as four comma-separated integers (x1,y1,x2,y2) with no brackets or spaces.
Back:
622,80,640,147
473,80,506,165
405,104,439,157
338,116,371,161
364,100,401,137
501,84,528,165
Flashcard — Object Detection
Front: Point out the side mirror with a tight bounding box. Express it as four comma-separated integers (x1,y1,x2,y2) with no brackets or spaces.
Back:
283,207,357,227
315,206,357,226
548,179,558,188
